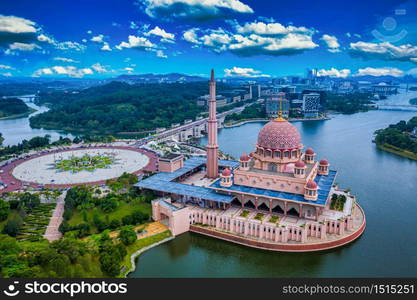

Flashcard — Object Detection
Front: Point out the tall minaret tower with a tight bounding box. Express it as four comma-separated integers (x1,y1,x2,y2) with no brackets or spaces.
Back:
206,69,219,178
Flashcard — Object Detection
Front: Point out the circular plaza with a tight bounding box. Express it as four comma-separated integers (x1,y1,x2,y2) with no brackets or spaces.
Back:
7,146,155,188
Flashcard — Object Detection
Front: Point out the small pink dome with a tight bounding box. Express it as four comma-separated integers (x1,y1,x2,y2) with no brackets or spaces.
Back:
257,120,301,150
295,160,305,168
222,169,231,176
305,148,315,155
240,153,250,161
249,152,254,157
319,159,329,165
306,180,318,189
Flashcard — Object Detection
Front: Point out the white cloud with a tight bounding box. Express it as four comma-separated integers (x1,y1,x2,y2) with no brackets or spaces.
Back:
1,72,12,77
91,63,109,73
53,57,79,63
156,50,167,58
0,15,37,34
124,67,134,73
235,21,314,36
130,21,139,30
139,0,253,21
32,65,94,78
91,34,104,43
317,68,351,78
101,43,112,51
55,41,86,51
350,41,417,63
0,64,14,70
320,34,340,52
224,66,270,78
145,26,175,43
37,34,55,44
354,67,404,77
183,28,200,44
116,35,156,50
183,26,318,56
8,42,40,51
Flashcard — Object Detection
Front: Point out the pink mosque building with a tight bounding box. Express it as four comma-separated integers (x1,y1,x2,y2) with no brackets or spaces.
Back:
139,70,366,252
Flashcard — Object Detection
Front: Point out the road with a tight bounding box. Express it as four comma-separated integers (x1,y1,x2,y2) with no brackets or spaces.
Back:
133,103,250,146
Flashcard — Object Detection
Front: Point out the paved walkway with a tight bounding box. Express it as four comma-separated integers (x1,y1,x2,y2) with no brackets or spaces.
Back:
109,221,168,239
43,191,66,242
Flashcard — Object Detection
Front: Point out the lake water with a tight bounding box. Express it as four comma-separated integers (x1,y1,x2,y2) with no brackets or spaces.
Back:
130,110,417,277
0,98,73,146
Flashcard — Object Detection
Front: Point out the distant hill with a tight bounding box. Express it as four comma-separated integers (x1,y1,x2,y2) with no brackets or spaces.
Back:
114,73,206,83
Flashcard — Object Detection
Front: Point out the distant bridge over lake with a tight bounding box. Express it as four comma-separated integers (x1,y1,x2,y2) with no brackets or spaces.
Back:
377,104,417,112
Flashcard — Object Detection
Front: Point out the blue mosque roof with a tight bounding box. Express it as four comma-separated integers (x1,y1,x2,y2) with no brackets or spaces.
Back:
135,156,336,206
134,156,239,203
209,170,337,206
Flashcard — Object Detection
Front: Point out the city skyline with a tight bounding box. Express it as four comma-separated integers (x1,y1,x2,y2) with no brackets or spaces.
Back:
1,0,417,79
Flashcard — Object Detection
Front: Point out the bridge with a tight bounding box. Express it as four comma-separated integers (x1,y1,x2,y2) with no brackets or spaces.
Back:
377,104,417,112
134,104,249,146
1,95,38,102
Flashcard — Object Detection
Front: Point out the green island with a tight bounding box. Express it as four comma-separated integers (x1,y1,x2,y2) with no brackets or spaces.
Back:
54,153,116,173
0,173,172,278
30,81,234,134
0,98,34,120
325,92,374,114
374,116,417,161
409,98,417,105
409,86,417,91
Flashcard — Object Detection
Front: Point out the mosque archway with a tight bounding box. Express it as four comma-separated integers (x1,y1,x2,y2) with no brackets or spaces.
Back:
272,205,284,214
231,198,241,207
287,207,299,217
258,202,269,212
244,200,256,209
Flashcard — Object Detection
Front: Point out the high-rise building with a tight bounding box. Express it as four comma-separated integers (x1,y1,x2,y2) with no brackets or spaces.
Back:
266,90,289,119
302,93,320,118
206,69,219,178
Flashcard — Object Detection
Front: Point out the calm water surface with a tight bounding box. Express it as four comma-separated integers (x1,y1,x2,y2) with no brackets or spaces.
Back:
0,98,73,146
130,110,417,277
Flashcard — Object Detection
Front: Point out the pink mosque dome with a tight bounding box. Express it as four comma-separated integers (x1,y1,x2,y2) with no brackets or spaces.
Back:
221,169,231,176
319,159,329,165
306,180,318,189
257,120,302,150
305,148,315,155
240,153,250,161
295,160,305,168
249,152,254,157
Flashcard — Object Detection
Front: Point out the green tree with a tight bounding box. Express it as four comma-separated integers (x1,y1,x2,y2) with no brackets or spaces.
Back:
0,199,10,221
118,226,137,246
2,215,23,237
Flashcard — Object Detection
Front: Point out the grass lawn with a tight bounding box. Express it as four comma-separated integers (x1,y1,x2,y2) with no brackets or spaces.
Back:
121,230,171,277
377,143,417,161
68,200,151,230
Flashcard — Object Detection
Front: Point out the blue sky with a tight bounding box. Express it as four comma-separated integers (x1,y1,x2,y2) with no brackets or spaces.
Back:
1,0,417,79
